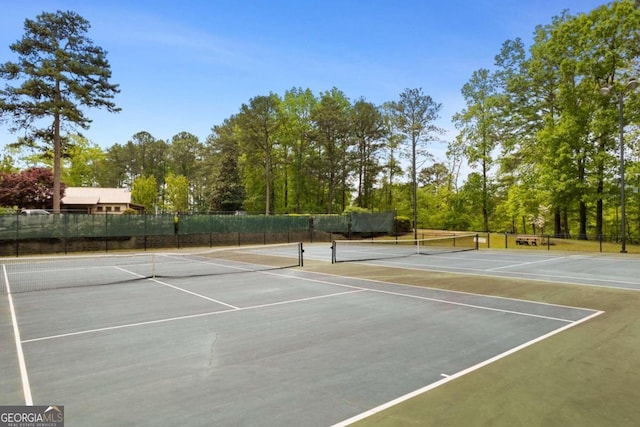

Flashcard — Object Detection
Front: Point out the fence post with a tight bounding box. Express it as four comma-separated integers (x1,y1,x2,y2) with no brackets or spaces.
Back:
64,213,68,254
599,234,602,253
105,214,109,252
144,214,149,251
15,210,20,257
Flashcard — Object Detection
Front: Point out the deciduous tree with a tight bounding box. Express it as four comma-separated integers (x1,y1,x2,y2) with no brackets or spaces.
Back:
0,167,63,209
389,88,442,238
131,175,157,213
204,118,245,212
236,94,281,214
165,172,189,213
453,69,501,232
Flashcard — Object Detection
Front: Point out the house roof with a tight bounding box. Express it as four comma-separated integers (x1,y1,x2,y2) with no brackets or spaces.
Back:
62,187,132,205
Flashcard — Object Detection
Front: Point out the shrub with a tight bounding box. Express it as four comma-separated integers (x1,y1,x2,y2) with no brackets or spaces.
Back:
394,216,412,233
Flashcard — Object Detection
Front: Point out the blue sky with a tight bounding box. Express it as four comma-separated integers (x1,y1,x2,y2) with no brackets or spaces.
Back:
1,0,608,163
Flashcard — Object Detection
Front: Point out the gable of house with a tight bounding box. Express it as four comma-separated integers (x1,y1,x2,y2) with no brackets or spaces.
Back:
62,187,141,214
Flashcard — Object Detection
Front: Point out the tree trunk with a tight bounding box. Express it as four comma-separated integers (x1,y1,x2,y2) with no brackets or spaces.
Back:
554,207,562,237
596,175,604,238
412,136,418,240
265,141,271,215
579,201,587,240
53,112,61,213
578,158,587,239
482,157,489,232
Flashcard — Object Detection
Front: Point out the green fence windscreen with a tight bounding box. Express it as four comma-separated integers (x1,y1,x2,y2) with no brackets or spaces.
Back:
0,212,395,240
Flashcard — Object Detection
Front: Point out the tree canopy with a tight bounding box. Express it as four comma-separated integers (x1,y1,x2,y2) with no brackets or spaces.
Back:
0,167,64,209
2,2,640,243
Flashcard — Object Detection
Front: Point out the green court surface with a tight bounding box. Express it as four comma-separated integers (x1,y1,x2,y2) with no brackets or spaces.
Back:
302,249,640,426
2,244,638,426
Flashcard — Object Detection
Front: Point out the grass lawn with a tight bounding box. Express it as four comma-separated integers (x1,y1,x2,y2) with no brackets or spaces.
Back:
307,249,640,426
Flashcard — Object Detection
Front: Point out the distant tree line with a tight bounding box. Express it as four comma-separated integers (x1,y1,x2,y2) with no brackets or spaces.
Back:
1,1,640,241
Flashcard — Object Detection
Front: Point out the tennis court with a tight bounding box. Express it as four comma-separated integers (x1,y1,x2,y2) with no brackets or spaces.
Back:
312,237,640,291
1,242,606,426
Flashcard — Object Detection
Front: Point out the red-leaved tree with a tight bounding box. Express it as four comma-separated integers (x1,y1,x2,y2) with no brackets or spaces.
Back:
0,167,65,209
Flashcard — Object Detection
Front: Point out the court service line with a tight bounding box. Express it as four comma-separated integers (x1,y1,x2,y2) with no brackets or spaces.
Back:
351,284,576,323
296,268,598,313
332,309,604,427
114,266,239,309
261,270,585,323
21,289,365,344
486,255,577,271
149,277,239,309
2,264,33,405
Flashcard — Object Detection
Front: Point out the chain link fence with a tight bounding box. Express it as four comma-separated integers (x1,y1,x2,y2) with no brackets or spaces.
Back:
0,211,396,256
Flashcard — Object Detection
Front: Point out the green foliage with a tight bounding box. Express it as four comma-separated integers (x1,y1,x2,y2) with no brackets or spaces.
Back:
3,2,636,240
310,88,353,214
0,167,63,209
394,216,412,233
351,99,387,209
0,153,17,174
387,88,443,236
236,93,281,214
453,68,502,232
204,119,245,212
164,173,189,213
342,206,369,214
131,175,157,213
61,135,106,187
0,206,18,214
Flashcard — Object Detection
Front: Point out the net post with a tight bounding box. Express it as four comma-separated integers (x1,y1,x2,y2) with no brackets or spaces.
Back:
299,242,304,267
151,253,156,278
331,241,336,264
475,233,479,250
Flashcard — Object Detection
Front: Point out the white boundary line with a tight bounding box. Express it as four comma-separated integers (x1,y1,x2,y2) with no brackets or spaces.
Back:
114,266,239,309
486,255,576,271
284,269,600,314
331,309,604,427
3,264,33,405
266,270,580,323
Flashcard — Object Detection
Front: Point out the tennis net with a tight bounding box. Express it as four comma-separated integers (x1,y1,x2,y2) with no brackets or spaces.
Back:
331,234,478,263
1,242,304,294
